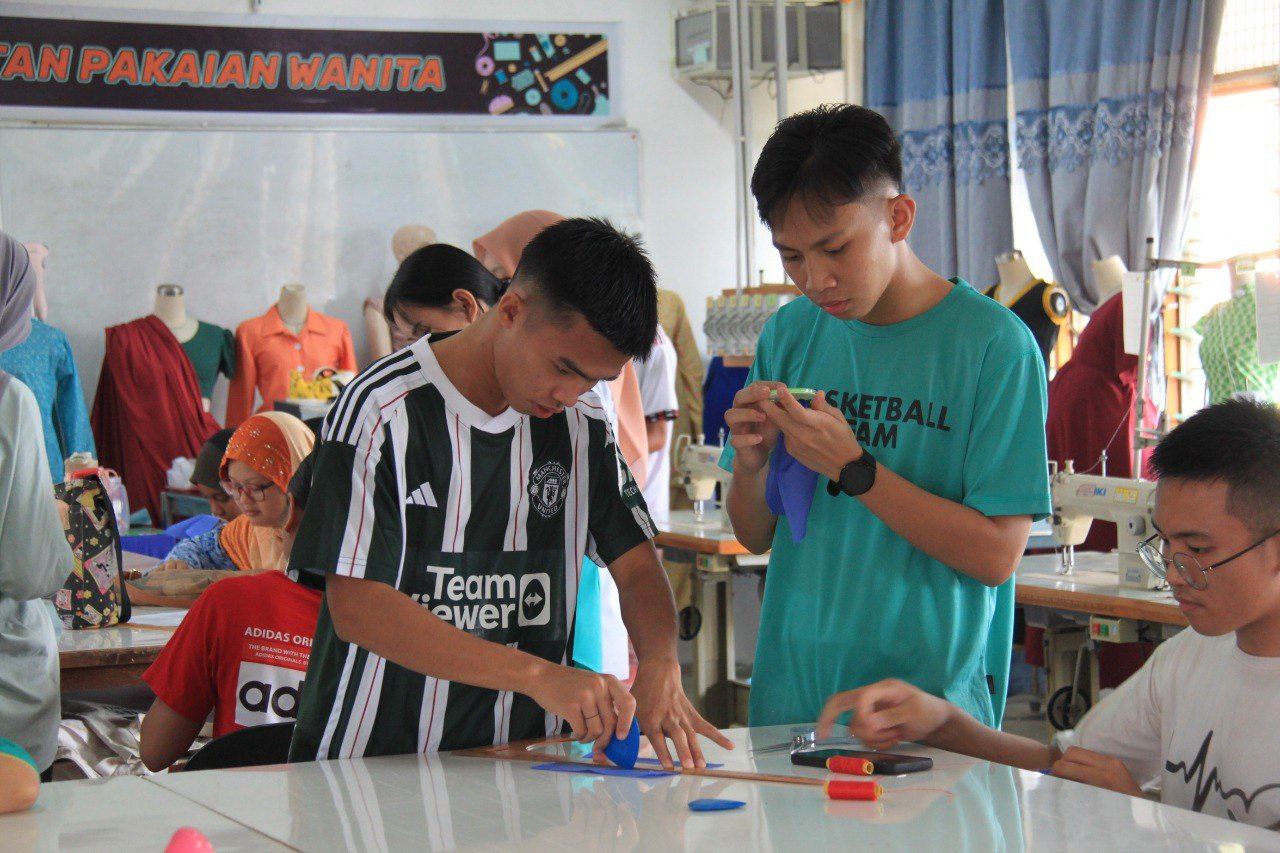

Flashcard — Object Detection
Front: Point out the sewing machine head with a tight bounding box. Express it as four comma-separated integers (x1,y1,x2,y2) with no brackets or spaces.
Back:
1050,461,1164,589
674,434,733,527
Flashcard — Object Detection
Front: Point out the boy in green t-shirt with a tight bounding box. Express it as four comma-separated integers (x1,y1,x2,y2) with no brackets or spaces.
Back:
720,105,1051,728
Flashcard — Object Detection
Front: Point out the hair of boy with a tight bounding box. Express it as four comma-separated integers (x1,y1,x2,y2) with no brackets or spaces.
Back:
511,216,658,360
750,103,903,227
1150,397,1280,535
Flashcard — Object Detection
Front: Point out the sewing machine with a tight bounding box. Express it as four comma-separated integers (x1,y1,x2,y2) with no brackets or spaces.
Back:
1049,462,1164,589
674,434,733,530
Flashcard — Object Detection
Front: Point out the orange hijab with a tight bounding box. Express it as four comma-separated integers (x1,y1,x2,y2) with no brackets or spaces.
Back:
472,210,564,278
472,211,649,488
217,412,315,572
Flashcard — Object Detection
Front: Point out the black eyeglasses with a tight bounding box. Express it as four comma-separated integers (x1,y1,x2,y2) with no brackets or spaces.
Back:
1137,531,1279,590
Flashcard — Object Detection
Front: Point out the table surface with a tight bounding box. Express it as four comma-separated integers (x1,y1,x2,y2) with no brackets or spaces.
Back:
654,509,750,556
1016,552,1187,626
58,607,184,669
11,725,1275,851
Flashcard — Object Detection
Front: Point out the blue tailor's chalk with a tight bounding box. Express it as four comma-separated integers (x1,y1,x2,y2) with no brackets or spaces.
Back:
604,719,641,769
689,798,747,812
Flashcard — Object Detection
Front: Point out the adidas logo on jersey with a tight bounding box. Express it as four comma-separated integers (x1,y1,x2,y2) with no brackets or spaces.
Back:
235,662,306,728
406,482,437,508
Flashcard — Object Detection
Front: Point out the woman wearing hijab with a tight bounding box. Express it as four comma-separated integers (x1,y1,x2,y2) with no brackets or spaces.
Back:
155,412,314,574
0,231,76,783
140,438,323,771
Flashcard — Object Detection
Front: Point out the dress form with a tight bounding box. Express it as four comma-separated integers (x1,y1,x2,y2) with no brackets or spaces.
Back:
154,285,198,344
1092,256,1127,303
391,224,437,263
995,250,1035,305
24,243,49,321
277,284,309,334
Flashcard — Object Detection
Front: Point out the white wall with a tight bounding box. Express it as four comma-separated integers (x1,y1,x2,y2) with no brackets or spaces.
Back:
13,0,849,370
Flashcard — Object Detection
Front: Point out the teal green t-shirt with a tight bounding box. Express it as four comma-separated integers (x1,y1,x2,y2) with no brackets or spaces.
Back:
0,735,37,772
720,281,1050,728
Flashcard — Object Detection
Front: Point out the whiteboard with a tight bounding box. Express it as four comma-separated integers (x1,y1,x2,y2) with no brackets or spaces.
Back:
0,126,640,410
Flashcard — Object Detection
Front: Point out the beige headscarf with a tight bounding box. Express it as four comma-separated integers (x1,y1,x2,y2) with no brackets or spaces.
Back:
217,412,315,572
472,210,565,278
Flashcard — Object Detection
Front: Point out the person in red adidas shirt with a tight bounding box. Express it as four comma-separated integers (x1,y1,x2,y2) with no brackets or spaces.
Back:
140,415,322,772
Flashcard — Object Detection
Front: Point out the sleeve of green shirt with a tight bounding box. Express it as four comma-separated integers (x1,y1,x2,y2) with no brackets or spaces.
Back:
961,346,1052,519
289,415,404,591
586,416,657,567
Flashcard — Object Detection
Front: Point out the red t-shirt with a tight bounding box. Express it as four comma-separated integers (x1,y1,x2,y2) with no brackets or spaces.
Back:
143,571,322,738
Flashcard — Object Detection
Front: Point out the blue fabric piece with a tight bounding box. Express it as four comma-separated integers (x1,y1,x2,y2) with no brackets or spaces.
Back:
165,527,235,570
603,719,640,769
531,762,675,779
0,318,95,482
702,357,750,447
572,558,603,672
764,436,819,543
1005,0,1221,312
121,533,178,559
720,284,1051,730
689,799,746,812
165,514,222,540
865,0,1012,289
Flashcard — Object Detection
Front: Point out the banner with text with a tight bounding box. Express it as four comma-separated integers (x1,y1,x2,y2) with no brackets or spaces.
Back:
0,15,611,118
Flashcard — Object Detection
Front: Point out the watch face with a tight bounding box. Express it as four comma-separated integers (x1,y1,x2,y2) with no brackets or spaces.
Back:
840,458,875,496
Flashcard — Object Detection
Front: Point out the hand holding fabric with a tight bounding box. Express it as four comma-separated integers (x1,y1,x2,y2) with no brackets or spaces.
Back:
760,389,863,481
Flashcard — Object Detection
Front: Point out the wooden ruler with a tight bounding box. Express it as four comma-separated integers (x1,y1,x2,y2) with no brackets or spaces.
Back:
455,737,824,788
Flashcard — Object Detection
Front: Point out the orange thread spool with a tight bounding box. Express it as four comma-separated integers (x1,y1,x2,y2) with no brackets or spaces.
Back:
826,756,875,776
825,780,884,801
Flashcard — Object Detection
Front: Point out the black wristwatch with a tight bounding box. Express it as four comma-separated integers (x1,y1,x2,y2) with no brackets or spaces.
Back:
827,451,878,498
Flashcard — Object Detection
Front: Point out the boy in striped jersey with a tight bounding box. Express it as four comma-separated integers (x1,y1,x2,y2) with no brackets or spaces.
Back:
288,218,732,769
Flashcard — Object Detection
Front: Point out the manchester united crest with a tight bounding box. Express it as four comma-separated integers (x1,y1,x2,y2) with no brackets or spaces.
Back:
529,461,569,519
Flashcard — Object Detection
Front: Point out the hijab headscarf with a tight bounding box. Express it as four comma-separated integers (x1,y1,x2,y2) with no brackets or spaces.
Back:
0,232,35,397
217,412,315,572
472,210,564,278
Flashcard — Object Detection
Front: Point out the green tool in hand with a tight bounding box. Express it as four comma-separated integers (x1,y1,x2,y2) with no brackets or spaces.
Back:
769,387,819,402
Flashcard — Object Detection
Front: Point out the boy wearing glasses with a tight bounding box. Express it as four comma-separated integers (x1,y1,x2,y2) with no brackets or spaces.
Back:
815,398,1280,829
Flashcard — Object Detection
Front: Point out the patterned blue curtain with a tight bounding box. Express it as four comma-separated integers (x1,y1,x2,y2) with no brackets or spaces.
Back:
1007,1,1224,311
864,0,1013,289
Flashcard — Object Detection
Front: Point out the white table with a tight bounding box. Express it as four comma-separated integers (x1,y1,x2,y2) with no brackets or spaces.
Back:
1017,552,1186,626
58,607,184,692
9,725,1261,851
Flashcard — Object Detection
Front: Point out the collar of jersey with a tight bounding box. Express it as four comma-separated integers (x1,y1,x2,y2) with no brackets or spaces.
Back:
411,336,523,434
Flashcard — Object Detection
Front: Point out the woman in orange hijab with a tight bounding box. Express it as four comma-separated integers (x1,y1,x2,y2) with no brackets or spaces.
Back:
473,210,650,490
158,412,315,574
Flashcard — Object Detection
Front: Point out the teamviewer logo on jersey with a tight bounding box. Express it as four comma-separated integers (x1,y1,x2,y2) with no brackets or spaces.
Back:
529,461,569,519
518,572,551,626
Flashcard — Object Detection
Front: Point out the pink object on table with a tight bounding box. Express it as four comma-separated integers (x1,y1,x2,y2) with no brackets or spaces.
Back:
165,827,214,853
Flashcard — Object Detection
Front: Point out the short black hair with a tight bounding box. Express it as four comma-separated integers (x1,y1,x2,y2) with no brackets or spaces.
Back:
750,103,903,226
512,217,657,359
384,243,504,323
1150,397,1280,533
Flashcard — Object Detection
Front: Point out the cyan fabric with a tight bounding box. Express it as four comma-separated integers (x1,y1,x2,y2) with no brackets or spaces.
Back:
1006,0,1224,311
572,557,604,673
0,735,37,772
720,282,1050,729
0,319,95,483
865,0,1013,289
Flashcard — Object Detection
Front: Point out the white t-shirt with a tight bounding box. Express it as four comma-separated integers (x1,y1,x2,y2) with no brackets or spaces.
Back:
634,328,678,527
1066,629,1280,829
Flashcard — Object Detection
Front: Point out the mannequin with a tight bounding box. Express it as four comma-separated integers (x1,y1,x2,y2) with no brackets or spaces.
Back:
391,224,437,264
1195,265,1280,404
985,249,1071,369
1093,256,1127,303
153,285,199,344
994,250,1035,305
277,284,310,335
23,243,48,321
227,285,356,425
0,242,96,481
367,227,438,362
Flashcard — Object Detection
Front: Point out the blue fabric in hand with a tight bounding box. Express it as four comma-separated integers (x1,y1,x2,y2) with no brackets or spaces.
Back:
765,435,820,543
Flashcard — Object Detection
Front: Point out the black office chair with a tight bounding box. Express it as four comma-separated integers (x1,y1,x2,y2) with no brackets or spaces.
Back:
182,722,295,772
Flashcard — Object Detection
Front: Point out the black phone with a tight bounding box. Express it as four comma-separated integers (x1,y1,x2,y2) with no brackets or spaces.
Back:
790,748,934,775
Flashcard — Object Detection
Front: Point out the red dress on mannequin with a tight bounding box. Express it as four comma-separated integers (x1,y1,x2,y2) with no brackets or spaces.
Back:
91,315,219,523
